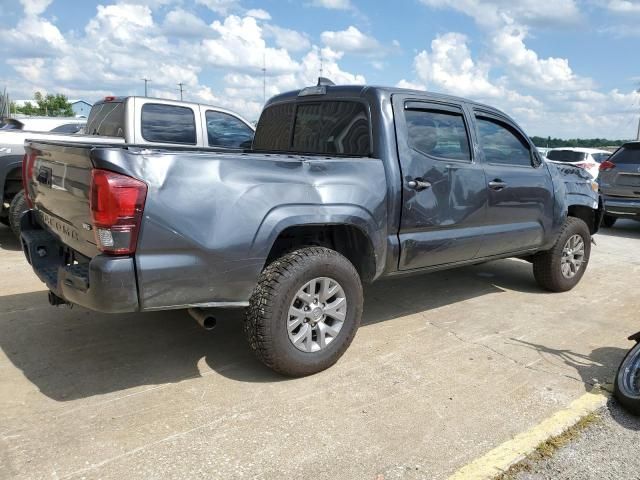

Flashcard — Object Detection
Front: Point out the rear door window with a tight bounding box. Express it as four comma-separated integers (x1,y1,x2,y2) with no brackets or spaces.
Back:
254,101,370,156
86,102,125,137
404,108,471,161
475,117,533,167
205,111,254,148
141,104,196,145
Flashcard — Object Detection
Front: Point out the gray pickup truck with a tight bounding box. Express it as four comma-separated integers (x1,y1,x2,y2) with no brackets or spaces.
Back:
20,83,602,376
1,96,255,235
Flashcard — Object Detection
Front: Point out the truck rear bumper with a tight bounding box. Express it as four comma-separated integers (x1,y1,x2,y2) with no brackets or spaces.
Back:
20,210,139,313
602,196,640,217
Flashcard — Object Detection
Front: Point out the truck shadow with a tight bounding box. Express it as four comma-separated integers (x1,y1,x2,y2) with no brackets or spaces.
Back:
0,224,21,251
599,219,640,241
0,259,550,401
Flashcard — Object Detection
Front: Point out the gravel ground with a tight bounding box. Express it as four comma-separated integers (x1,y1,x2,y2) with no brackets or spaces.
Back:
515,400,640,480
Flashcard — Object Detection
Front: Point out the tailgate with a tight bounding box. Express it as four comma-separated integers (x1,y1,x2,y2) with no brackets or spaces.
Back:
26,142,100,258
601,144,640,199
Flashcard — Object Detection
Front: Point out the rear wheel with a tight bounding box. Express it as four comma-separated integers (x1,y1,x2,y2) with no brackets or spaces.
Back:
602,215,617,228
244,247,363,377
533,217,591,292
8,189,28,238
615,342,640,416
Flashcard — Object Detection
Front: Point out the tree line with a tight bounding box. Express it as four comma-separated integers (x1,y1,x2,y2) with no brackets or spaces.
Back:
531,136,630,148
10,92,74,117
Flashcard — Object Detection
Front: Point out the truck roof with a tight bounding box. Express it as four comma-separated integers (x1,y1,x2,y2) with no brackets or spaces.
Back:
266,84,514,120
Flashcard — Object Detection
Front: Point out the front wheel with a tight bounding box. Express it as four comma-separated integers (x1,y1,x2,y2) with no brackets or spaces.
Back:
533,217,591,292
615,341,640,416
244,247,363,377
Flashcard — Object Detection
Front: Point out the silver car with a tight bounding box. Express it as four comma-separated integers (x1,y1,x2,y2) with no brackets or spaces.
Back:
599,141,640,227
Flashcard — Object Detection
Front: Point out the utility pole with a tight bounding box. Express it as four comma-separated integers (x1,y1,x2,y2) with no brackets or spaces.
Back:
177,82,184,101
319,54,324,78
142,78,151,97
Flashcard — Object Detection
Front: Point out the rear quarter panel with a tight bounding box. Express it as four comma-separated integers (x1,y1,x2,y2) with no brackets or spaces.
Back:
105,149,389,309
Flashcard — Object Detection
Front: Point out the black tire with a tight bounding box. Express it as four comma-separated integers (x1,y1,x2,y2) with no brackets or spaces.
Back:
244,247,363,377
614,342,640,416
9,189,28,238
602,215,617,228
533,217,591,292
0,216,9,227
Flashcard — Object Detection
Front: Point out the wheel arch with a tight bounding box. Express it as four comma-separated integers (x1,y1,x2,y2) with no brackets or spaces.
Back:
253,205,386,283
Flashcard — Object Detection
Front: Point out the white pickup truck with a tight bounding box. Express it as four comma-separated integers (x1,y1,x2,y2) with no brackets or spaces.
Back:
1,96,255,235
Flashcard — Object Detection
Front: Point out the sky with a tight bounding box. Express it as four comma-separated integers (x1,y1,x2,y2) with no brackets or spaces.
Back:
0,0,639,139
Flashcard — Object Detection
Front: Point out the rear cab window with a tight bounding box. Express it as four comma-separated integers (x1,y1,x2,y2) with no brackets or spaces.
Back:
141,104,197,145
86,101,125,137
254,100,371,156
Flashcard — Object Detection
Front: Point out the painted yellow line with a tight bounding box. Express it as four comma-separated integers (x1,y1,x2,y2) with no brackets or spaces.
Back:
447,390,610,480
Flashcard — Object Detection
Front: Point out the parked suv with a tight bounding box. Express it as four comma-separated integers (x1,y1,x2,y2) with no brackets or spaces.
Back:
20,83,602,376
599,142,640,227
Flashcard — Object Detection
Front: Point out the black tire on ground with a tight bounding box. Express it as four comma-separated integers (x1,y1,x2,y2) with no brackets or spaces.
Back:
9,189,28,238
0,216,9,227
244,246,363,377
533,217,591,293
602,215,617,228
614,342,640,416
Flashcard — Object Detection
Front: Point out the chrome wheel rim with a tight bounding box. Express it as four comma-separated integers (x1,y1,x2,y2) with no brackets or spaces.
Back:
287,277,347,353
619,344,640,399
561,234,585,279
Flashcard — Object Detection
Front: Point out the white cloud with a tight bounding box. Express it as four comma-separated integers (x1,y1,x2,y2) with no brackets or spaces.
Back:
321,26,381,54
490,23,593,91
396,79,426,91
245,8,271,20
201,15,299,74
263,24,311,52
196,0,240,15
19,0,53,16
162,8,211,37
605,0,640,13
310,0,353,10
419,0,582,28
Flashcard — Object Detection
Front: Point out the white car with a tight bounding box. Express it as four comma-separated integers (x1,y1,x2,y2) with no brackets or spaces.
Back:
545,148,611,179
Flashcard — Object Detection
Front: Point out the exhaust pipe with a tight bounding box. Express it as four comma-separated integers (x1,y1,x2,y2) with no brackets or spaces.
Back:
188,308,217,330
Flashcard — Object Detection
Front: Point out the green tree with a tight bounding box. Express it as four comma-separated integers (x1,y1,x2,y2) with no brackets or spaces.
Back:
15,92,74,117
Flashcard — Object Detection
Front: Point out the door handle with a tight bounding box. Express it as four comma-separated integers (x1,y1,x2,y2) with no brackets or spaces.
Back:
488,180,507,191
407,178,432,191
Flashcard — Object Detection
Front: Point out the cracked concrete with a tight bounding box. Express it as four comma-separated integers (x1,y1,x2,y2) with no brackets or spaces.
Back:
0,220,639,479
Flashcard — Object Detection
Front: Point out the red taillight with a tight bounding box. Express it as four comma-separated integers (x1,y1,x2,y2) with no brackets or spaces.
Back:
21,151,37,208
599,160,616,172
90,169,147,255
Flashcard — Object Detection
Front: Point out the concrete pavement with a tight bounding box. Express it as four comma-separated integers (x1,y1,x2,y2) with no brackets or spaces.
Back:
1,221,639,479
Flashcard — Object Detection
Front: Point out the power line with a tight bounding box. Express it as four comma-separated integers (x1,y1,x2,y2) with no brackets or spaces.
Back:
142,78,151,97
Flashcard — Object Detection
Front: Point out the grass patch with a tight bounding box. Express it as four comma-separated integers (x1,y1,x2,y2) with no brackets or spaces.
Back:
495,411,601,480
